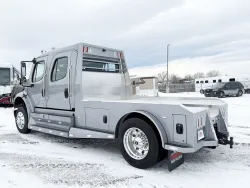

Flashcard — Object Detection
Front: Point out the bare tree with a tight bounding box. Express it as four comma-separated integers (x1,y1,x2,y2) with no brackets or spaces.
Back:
206,70,221,77
158,71,168,83
184,74,194,81
170,74,181,84
193,72,205,79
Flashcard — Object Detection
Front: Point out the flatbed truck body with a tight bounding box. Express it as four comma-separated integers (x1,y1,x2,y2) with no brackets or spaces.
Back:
13,43,233,171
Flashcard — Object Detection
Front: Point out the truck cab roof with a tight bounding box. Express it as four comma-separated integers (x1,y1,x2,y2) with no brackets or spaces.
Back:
37,43,123,59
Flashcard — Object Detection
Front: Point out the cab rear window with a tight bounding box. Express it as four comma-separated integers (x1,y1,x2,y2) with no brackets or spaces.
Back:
82,58,121,73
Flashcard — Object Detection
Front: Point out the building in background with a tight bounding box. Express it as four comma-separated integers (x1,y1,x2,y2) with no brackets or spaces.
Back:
130,75,158,97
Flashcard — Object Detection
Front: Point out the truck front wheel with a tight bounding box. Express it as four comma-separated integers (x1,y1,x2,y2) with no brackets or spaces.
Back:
15,106,31,134
118,118,160,169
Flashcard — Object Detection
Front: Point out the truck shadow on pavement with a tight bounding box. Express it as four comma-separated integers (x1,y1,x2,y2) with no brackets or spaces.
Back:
31,131,120,153
1,131,250,187
27,131,250,172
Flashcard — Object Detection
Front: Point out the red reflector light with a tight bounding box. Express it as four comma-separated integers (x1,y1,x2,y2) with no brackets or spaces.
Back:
119,52,124,59
115,51,124,59
83,46,89,53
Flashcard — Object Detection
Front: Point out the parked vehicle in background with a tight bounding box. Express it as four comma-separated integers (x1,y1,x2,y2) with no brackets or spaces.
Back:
204,81,244,98
195,75,250,94
0,63,21,106
13,43,234,171
11,83,24,101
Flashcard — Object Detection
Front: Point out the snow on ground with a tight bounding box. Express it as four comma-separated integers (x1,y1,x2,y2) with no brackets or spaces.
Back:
0,93,250,188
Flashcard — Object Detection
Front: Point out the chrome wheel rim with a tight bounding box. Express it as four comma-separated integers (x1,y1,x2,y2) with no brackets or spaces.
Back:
123,127,149,160
16,112,25,129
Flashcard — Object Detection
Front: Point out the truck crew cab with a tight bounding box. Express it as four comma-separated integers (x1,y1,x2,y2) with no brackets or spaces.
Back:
13,43,233,171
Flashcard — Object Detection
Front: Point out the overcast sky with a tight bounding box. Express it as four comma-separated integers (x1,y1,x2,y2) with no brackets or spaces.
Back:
0,0,250,76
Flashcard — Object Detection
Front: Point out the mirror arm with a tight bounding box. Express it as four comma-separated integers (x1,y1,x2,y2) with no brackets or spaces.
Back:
32,58,37,64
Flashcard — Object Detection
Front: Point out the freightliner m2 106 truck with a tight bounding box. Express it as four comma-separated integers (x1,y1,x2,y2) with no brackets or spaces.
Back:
13,43,233,171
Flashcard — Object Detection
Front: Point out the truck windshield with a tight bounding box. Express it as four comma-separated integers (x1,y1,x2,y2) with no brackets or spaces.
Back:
0,68,11,86
213,83,225,89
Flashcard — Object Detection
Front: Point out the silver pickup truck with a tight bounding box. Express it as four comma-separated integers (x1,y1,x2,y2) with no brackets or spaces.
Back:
13,43,233,171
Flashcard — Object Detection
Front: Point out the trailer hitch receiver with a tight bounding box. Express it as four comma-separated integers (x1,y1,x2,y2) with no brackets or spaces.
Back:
218,136,234,149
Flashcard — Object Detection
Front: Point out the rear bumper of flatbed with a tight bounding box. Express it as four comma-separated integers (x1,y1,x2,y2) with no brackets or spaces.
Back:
164,140,219,153
163,107,234,154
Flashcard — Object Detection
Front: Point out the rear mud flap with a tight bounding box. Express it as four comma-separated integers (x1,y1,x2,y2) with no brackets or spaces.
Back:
167,151,184,172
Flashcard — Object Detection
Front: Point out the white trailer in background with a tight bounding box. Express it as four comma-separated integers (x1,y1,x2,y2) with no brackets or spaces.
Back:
0,63,21,105
195,75,250,94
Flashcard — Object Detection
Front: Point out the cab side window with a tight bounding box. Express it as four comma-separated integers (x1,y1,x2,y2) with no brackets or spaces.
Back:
225,83,230,88
230,83,238,89
32,61,45,82
51,57,68,82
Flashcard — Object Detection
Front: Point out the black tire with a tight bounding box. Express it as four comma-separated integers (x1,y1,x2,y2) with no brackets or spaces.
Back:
15,106,31,134
237,90,243,97
157,147,168,162
118,118,161,169
219,91,225,98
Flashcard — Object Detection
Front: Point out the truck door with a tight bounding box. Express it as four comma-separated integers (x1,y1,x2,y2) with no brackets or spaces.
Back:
28,56,47,108
46,51,73,110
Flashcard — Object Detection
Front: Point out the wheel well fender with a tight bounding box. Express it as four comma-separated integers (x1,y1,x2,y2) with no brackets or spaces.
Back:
13,96,32,118
14,97,26,108
115,111,168,148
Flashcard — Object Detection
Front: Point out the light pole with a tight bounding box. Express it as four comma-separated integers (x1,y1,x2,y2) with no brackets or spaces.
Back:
166,44,170,93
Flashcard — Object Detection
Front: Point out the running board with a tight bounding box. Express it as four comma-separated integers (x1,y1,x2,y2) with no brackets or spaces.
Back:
69,127,115,139
29,125,115,139
30,125,69,138
29,112,74,132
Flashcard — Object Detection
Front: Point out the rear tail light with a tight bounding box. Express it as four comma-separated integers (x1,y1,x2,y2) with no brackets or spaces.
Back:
197,115,206,129
197,117,202,129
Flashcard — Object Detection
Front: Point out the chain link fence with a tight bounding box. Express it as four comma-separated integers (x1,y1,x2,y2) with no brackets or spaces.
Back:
158,82,195,93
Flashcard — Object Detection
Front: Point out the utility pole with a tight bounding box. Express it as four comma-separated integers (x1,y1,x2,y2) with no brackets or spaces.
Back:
166,44,170,93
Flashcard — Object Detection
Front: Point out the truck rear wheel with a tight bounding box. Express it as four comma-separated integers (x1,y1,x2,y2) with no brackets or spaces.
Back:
15,106,31,134
118,118,160,169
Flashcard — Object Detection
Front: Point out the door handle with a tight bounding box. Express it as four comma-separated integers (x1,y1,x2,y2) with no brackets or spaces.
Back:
103,115,108,124
64,88,69,98
41,89,44,97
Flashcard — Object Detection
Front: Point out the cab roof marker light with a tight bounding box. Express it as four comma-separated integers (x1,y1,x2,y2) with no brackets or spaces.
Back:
119,52,124,59
83,46,90,53
115,51,120,58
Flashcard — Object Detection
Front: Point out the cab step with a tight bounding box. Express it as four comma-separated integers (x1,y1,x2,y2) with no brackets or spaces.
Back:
30,125,69,138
